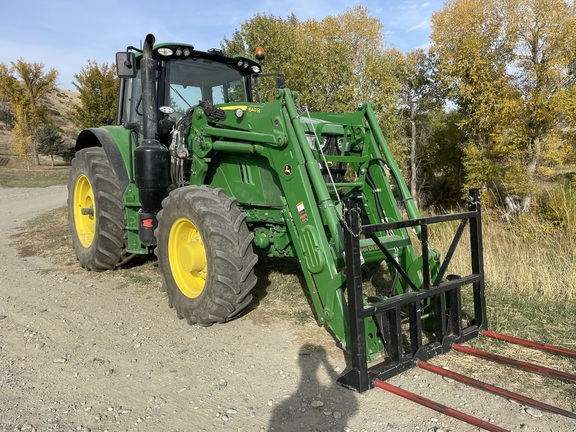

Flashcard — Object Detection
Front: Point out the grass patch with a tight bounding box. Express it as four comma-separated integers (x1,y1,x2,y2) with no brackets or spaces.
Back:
426,210,575,348
247,256,316,325
0,157,70,187
429,209,576,303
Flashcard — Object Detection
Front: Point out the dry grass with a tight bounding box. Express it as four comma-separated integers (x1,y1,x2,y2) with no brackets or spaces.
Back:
428,210,576,347
430,211,576,302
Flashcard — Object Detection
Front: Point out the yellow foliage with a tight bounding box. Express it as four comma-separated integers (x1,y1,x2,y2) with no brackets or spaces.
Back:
0,59,58,165
222,7,401,118
431,0,576,207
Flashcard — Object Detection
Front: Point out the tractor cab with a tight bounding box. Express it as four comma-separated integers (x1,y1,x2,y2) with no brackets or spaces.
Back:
115,41,263,138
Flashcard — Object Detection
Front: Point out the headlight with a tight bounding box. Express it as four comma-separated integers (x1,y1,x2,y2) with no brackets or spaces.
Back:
157,47,173,57
305,134,315,149
305,134,328,151
337,137,350,152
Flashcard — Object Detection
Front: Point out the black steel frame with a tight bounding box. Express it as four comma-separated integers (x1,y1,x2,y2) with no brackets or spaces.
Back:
337,189,488,393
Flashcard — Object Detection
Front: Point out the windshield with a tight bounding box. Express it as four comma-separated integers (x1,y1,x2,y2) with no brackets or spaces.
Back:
164,58,249,115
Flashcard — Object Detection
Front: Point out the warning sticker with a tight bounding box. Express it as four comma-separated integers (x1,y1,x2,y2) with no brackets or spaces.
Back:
296,201,308,223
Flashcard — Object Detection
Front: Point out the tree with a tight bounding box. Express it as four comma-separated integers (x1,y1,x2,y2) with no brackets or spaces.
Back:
398,49,443,207
37,124,69,166
222,8,402,125
0,59,58,166
431,0,576,213
69,60,118,129
222,7,405,174
223,13,299,103
0,98,13,129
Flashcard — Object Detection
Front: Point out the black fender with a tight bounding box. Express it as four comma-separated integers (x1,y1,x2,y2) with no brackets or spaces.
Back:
75,128,130,193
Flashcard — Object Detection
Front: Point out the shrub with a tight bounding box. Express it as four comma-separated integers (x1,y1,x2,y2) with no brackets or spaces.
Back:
540,181,576,235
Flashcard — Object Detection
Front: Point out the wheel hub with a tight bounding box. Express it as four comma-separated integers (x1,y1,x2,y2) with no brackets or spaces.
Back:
73,174,96,248
168,217,207,298
178,237,205,273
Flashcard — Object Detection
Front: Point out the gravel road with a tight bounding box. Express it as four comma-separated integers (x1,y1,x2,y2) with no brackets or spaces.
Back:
0,185,574,432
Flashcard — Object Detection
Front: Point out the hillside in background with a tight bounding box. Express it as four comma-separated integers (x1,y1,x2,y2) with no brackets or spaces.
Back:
0,88,80,155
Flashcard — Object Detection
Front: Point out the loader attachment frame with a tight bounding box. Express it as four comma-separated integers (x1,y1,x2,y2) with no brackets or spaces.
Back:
338,189,488,393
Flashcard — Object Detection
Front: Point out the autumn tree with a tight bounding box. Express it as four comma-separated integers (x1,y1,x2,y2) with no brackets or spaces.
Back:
0,59,58,166
431,0,576,213
222,13,298,103
69,60,118,129
222,7,403,133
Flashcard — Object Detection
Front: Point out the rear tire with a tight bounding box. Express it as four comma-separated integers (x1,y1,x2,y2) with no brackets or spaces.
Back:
67,147,126,270
155,185,257,325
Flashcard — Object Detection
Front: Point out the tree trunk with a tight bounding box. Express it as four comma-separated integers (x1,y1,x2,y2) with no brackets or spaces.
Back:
33,140,40,166
520,136,541,213
409,99,419,208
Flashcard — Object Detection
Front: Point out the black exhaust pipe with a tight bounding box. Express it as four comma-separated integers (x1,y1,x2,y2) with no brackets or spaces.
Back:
134,34,171,244
141,33,159,141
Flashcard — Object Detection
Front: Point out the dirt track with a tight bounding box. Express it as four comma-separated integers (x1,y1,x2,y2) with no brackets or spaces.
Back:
0,185,574,432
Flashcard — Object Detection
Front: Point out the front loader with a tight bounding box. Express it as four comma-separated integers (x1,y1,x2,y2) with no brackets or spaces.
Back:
68,34,489,393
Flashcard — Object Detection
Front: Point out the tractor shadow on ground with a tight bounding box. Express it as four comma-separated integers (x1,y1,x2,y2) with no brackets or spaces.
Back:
245,256,311,319
268,343,359,431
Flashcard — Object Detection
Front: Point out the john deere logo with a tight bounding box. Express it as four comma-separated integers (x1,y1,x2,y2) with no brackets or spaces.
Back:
284,164,292,176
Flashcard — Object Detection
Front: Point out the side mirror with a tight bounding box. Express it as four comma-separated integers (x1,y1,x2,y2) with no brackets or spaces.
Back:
116,52,137,78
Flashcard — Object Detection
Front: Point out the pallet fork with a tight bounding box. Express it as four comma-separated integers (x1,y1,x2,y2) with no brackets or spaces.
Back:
338,188,488,392
337,189,576,431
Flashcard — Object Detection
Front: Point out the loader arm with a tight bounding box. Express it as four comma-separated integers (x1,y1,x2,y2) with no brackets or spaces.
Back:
183,88,438,359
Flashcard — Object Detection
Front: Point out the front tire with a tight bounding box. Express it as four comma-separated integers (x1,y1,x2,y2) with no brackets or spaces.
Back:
156,185,257,325
67,147,126,270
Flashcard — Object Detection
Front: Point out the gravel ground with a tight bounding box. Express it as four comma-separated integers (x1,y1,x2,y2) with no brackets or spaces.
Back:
0,185,574,432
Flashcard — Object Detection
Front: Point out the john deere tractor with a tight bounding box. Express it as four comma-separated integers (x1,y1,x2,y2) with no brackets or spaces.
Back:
68,34,487,392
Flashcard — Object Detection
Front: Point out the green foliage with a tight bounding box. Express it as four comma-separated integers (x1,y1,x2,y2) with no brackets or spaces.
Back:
69,60,118,129
0,101,13,128
37,124,71,166
419,109,466,205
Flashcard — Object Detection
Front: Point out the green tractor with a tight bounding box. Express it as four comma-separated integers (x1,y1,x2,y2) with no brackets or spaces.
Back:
68,34,487,392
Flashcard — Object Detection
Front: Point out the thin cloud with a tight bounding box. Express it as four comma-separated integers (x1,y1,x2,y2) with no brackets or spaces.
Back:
0,0,446,89
406,20,431,32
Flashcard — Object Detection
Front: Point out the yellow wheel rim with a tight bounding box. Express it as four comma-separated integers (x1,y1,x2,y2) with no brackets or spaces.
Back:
73,174,96,248
168,217,207,298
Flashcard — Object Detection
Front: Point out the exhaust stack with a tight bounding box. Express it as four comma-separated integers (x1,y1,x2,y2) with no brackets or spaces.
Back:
134,34,171,244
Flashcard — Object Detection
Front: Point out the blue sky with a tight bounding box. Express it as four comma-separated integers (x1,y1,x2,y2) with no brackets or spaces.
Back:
0,0,444,90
